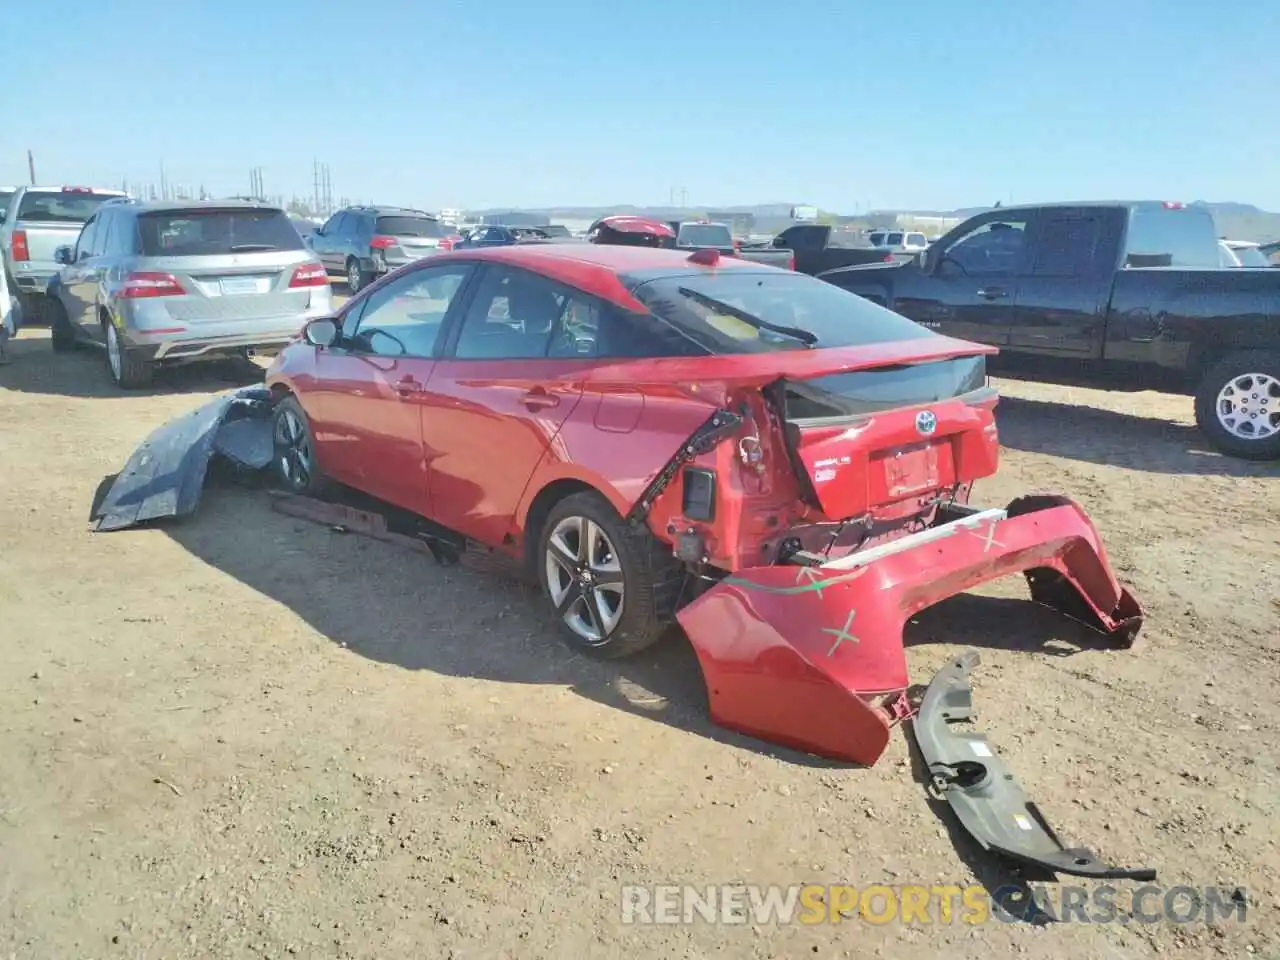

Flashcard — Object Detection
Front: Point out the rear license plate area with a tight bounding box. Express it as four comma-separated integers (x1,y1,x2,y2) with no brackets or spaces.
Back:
878,441,942,498
220,276,268,296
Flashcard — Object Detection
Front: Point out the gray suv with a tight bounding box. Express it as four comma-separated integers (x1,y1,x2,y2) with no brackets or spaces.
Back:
46,198,332,388
306,205,454,292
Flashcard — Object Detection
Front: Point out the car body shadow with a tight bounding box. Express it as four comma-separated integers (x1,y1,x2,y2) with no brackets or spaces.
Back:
0,330,265,398
155,481,1115,772
995,394,1280,479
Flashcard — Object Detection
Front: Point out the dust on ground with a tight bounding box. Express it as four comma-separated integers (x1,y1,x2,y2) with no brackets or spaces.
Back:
1,325,1278,959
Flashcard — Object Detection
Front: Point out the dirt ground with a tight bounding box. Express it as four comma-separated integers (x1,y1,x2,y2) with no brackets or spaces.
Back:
1,320,1278,960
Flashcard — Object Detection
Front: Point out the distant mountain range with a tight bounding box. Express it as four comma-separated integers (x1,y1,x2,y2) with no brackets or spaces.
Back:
472,200,1280,242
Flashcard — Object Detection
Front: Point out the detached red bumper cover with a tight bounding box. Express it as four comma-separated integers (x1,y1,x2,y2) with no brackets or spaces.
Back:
675,496,1143,766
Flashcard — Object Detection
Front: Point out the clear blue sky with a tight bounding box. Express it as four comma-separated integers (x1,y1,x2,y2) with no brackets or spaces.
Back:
3,0,1277,212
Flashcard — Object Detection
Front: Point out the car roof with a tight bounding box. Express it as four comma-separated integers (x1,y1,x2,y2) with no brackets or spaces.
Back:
347,205,437,218
111,198,286,215
441,242,776,308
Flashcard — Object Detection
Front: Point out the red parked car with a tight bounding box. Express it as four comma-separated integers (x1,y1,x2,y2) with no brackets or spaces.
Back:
264,241,1141,765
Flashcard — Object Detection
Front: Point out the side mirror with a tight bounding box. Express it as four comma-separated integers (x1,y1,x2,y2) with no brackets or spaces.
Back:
54,246,73,265
302,317,339,348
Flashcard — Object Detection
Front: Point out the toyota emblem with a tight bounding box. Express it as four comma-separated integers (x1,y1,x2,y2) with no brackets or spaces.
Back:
915,410,937,436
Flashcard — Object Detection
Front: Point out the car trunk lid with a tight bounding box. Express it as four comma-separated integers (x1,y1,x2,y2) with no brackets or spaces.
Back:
772,352,994,518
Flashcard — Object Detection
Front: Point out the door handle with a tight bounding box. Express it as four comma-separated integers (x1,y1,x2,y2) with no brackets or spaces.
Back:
393,377,422,397
976,287,1007,300
521,388,559,411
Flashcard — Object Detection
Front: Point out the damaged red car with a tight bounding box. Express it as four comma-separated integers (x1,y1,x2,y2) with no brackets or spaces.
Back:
262,242,1143,769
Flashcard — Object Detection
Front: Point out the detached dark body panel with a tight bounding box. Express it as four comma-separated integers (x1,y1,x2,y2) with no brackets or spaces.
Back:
92,386,274,532
914,651,1157,881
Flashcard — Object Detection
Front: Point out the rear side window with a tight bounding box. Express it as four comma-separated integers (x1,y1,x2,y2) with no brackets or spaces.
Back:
886,232,904,245
1032,216,1104,276
16,191,119,224
1123,205,1220,268
868,232,886,246
375,216,444,238
0,190,13,220
136,209,305,256
630,271,936,354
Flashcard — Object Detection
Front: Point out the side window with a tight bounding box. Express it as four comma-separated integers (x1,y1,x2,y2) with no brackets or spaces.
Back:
318,212,342,235
96,211,116,257
114,214,138,255
1032,216,1103,277
454,267,586,360
74,216,99,261
350,214,371,240
940,216,1031,276
349,263,474,357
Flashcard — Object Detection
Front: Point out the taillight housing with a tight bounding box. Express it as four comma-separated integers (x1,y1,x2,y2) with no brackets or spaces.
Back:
787,252,796,270
118,271,185,299
289,263,329,288
439,235,461,252
369,235,396,250
11,230,29,262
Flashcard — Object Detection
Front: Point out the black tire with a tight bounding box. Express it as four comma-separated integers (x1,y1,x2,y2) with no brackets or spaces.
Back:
346,257,368,294
103,317,153,389
271,395,330,496
1193,350,1280,461
49,298,77,352
537,491,683,659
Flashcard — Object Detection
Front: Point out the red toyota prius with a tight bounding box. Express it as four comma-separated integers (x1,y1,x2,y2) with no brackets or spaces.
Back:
263,242,1137,697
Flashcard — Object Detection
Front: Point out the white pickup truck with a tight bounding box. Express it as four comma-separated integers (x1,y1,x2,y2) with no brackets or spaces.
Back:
0,185,126,321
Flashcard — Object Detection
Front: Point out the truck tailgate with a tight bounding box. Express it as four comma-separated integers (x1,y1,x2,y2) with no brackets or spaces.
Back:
12,220,83,263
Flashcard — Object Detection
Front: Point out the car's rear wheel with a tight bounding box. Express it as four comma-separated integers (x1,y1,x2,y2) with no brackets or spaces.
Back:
538,491,682,659
1194,350,1280,461
271,395,329,496
346,257,368,294
49,298,76,352
103,317,153,389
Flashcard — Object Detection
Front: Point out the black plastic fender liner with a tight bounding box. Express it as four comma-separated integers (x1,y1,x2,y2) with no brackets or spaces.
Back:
912,650,1157,882
92,386,274,532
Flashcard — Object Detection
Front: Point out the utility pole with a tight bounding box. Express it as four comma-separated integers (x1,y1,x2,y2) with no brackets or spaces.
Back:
27,150,36,185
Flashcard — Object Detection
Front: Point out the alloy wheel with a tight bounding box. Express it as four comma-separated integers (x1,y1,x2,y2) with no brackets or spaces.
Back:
1215,372,1280,441
544,515,626,644
275,408,313,489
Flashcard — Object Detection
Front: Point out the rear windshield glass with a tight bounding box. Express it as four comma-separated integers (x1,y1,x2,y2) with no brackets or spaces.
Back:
137,209,305,256
630,271,936,354
1232,245,1270,268
375,216,444,238
907,233,928,246
539,225,571,238
782,356,988,420
677,223,733,247
16,191,119,224
1123,205,1220,268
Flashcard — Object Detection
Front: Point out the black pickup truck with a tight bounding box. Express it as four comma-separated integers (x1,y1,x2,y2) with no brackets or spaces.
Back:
739,224,906,275
819,201,1280,460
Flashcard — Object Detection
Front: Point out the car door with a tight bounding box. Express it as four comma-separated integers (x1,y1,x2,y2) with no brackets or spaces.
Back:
419,264,593,546
63,212,103,334
303,260,478,514
311,212,346,270
1009,207,1123,357
895,211,1033,346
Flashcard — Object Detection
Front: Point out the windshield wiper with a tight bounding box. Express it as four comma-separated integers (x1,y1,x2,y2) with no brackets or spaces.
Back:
229,243,279,252
676,287,817,347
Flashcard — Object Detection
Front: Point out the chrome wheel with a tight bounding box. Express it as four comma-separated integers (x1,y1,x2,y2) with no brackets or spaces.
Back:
274,408,313,489
544,515,626,644
347,260,361,292
1215,372,1280,441
105,322,122,382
